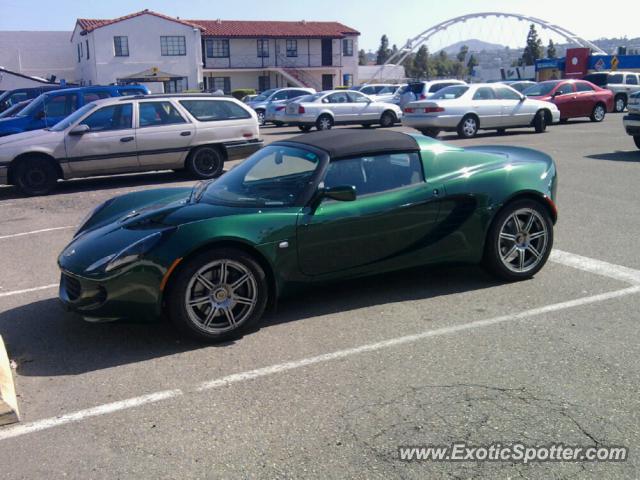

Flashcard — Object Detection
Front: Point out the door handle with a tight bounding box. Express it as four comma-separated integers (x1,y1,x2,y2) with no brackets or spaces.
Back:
120,136,134,143
180,131,191,136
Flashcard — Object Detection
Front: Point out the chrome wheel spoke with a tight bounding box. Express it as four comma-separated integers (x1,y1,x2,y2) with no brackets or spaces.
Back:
511,213,522,232
529,230,546,241
189,296,210,308
195,274,216,292
234,295,255,307
498,207,549,273
223,307,236,327
230,273,250,291
502,245,518,263
219,261,228,285
500,232,516,241
528,244,542,260
523,214,535,233
203,306,220,327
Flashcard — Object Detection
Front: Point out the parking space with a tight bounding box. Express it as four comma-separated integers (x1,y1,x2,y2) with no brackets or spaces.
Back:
1,115,640,478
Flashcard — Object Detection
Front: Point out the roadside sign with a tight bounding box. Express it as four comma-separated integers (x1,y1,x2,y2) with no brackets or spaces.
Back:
611,56,619,71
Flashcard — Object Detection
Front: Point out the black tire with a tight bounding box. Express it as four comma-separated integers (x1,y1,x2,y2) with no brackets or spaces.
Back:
379,110,396,128
273,121,284,127
614,94,626,113
361,123,372,129
457,114,478,138
298,125,312,132
419,128,440,138
315,114,333,131
559,118,568,124
167,248,269,342
13,156,58,196
634,136,640,150
186,146,224,179
255,109,266,126
497,128,506,135
533,110,547,133
482,199,554,282
590,103,606,122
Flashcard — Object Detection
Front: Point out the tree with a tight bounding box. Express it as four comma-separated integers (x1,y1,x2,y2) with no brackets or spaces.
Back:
358,49,367,66
521,24,543,66
412,45,430,79
547,39,557,59
376,35,392,65
467,54,478,74
457,45,469,63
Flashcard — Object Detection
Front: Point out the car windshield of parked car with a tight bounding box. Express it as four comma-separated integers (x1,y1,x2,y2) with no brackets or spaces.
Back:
201,145,321,207
49,103,97,131
252,89,278,102
430,85,469,100
523,82,560,96
378,85,399,94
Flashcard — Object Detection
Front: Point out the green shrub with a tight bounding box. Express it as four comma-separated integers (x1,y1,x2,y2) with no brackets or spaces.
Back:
231,88,256,100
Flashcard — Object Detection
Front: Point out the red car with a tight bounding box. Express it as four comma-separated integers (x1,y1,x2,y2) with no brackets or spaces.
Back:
524,80,613,123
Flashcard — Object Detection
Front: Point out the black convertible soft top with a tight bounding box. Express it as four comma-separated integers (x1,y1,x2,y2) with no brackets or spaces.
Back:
279,129,420,159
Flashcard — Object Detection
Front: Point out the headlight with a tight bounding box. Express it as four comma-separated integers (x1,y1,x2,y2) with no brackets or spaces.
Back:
75,198,116,237
85,229,173,274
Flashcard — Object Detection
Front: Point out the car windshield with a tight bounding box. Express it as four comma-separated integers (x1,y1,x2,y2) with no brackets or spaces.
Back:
49,103,97,131
252,89,278,102
378,85,399,94
15,95,46,117
201,145,322,207
523,82,560,96
430,85,469,100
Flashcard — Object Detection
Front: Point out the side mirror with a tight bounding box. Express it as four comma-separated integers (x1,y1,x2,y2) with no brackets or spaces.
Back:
552,91,562,98
69,124,90,136
519,95,526,102
323,185,356,202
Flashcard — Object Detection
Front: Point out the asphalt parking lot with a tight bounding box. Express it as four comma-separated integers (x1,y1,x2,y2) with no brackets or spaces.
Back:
1,115,639,479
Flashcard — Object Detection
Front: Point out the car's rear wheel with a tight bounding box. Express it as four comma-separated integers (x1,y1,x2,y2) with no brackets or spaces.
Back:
167,248,268,342
186,146,224,179
316,114,333,131
379,111,396,128
634,136,640,150
298,125,312,132
614,94,626,113
419,128,440,138
533,110,547,133
590,103,606,122
483,199,553,281
13,156,58,196
457,114,478,138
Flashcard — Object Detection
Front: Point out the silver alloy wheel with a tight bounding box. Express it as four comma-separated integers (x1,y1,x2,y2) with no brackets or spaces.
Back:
498,208,549,273
615,97,625,112
185,259,258,334
256,110,265,125
462,117,477,137
318,116,332,130
594,104,605,121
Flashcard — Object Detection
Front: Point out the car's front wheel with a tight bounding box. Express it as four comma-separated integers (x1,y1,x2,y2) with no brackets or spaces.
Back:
614,94,626,113
14,155,58,196
167,248,269,342
590,103,606,122
316,114,334,131
457,115,478,138
533,110,547,133
186,146,224,179
483,199,553,281
379,111,396,128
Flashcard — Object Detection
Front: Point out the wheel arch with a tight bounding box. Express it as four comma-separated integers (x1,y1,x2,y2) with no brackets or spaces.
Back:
461,112,480,127
7,151,63,185
184,143,227,168
495,190,558,225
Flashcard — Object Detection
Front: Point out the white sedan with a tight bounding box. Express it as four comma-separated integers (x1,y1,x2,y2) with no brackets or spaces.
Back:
402,83,560,138
279,90,403,131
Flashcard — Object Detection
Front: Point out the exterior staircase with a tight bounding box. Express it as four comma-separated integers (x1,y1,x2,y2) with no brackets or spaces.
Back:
278,67,322,91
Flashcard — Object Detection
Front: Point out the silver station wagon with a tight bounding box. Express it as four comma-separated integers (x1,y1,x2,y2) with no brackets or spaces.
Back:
0,94,262,196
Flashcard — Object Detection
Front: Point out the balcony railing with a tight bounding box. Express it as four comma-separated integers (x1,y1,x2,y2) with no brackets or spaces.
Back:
204,53,343,70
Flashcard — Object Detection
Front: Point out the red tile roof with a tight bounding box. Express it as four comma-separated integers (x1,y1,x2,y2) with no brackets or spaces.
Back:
74,10,359,38
193,20,359,38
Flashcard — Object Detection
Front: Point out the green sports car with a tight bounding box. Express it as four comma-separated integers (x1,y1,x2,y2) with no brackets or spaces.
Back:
58,130,558,341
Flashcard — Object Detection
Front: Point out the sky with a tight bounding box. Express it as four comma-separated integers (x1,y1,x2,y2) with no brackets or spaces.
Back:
1,0,638,51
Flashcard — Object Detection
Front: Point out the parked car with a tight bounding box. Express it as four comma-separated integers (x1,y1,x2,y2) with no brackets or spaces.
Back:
369,84,405,103
402,83,560,138
354,84,396,96
281,90,403,131
523,79,613,123
501,80,537,93
583,71,640,112
0,85,68,113
0,85,150,137
393,80,467,108
57,129,557,342
622,91,640,149
0,99,32,119
246,87,315,125
0,94,262,196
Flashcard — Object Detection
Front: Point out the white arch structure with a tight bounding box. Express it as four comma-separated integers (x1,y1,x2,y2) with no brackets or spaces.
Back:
367,12,605,82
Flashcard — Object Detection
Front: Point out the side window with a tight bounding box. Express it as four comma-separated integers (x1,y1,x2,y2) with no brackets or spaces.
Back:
287,90,307,99
626,75,639,85
429,83,450,93
325,93,349,103
609,74,623,84
495,87,522,100
556,83,574,95
347,91,370,103
179,100,251,121
139,101,186,127
323,152,423,197
472,87,496,100
360,86,375,95
82,103,133,131
576,82,594,92
82,91,110,103
44,94,78,117
8,92,29,106
271,91,289,101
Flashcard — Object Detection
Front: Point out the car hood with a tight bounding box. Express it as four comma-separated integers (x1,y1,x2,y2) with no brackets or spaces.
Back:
0,127,61,145
0,115,28,134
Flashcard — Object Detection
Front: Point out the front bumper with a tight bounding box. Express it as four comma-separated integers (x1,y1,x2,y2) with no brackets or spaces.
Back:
223,138,264,161
623,114,640,136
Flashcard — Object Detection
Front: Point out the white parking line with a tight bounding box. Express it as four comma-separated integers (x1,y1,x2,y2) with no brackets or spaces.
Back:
551,249,640,285
0,284,638,441
0,285,58,299
0,226,74,241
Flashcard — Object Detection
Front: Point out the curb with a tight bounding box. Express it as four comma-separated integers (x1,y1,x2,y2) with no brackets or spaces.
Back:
0,335,19,426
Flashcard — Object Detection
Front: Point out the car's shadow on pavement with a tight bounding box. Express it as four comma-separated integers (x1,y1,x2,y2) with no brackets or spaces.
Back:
585,150,640,162
1,264,500,377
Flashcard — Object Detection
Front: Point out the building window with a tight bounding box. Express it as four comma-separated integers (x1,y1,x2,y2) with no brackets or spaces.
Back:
161,36,186,56
258,75,270,91
286,39,298,57
343,38,354,56
206,39,229,58
164,78,186,93
208,77,231,94
257,39,269,58
114,36,129,57
86,40,90,60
